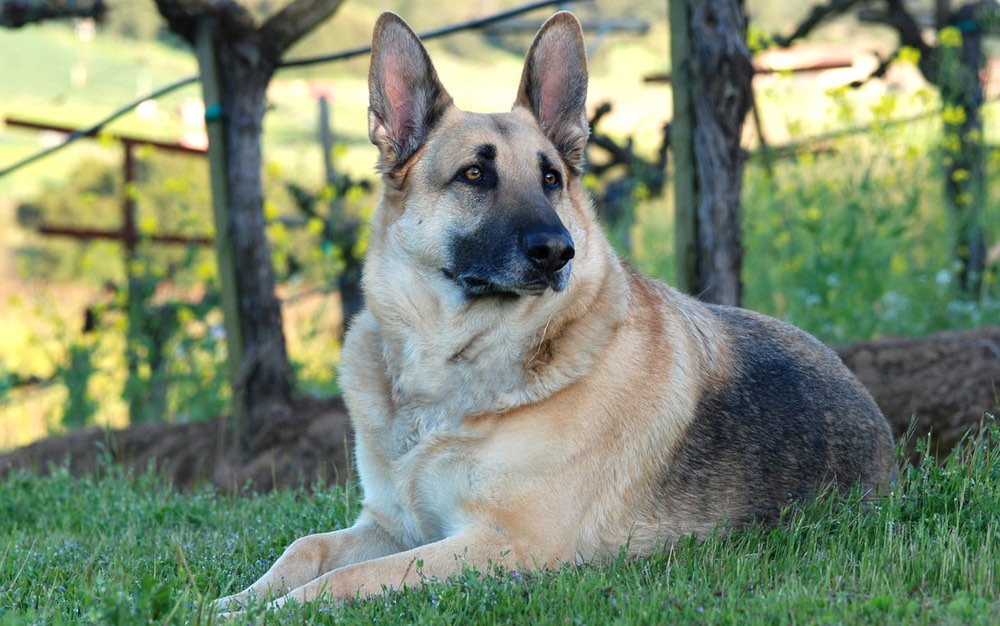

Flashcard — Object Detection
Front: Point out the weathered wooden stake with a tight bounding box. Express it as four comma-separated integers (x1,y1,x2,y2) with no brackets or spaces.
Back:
669,0,698,296
194,17,246,442
669,0,753,306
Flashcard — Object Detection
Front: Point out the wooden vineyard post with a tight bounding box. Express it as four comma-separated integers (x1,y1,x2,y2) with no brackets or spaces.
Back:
668,0,753,306
669,0,698,297
194,17,246,442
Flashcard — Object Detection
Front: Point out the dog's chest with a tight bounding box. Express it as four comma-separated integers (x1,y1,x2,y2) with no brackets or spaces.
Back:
366,413,485,544
356,317,542,544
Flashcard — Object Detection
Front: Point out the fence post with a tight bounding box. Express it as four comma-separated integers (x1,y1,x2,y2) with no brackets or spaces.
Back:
318,94,335,184
194,17,246,442
669,0,698,295
121,140,144,423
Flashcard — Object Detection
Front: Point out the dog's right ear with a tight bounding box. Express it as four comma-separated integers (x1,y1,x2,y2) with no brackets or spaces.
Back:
368,13,453,173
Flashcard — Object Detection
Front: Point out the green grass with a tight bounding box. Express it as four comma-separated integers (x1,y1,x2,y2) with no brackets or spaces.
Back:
2,421,998,625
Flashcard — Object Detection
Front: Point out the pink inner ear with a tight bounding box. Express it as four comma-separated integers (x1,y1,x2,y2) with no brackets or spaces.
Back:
536,43,573,130
539,72,567,130
382,55,416,137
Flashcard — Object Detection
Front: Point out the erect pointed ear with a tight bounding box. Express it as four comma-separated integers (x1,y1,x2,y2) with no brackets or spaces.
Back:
368,12,453,173
514,11,589,173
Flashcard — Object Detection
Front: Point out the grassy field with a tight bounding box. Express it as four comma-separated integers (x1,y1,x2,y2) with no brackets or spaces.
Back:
1,424,997,625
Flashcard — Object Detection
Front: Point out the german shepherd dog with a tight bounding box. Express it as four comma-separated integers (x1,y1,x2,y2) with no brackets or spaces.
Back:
214,11,894,612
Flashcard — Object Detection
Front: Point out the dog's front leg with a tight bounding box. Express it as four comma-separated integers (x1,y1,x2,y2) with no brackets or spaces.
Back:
269,529,512,608
214,516,405,611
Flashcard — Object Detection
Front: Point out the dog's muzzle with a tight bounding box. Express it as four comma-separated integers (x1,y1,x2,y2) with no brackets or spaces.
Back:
443,212,575,299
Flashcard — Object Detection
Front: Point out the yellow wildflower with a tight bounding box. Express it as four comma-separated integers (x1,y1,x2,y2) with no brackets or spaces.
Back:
138,215,158,235
938,26,962,48
746,24,774,53
263,200,279,222
346,185,365,204
307,217,325,236
268,222,288,244
896,46,921,66
942,104,966,126
196,261,215,281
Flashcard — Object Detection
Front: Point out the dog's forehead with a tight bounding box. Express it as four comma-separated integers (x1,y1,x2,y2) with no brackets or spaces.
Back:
425,109,554,168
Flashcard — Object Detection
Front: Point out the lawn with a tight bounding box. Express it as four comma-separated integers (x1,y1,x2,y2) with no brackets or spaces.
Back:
1,423,997,625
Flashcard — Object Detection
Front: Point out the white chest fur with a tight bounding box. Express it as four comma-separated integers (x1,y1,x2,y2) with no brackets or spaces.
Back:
347,310,533,546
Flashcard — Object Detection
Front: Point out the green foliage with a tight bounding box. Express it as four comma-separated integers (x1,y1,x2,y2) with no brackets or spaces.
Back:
15,151,214,285
11,153,230,428
740,100,1000,343
2,418,998,624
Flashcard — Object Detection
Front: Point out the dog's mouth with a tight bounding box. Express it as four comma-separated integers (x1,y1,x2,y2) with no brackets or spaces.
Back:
441,269,555,299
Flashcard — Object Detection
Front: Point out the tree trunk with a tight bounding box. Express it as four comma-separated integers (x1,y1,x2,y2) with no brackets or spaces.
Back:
217,46,294,452
675,0,753,306
155,0,346,456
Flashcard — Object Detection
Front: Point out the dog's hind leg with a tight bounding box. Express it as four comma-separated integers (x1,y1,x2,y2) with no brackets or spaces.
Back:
213,519,405,612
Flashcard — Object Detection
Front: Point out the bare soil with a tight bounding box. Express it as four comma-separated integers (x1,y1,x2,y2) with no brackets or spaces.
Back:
1,326,997,492
836,325,1000,459
0,395,353,493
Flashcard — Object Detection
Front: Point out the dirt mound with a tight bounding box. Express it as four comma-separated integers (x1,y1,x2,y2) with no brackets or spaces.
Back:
0,396,353,492
836,326,1000,458
1,327,997,491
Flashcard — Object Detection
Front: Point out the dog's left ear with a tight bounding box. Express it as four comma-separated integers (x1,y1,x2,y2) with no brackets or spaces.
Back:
514,12,589,173
368,12,453,174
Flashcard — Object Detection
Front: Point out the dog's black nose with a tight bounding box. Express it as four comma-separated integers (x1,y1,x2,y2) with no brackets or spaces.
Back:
522,225,575,272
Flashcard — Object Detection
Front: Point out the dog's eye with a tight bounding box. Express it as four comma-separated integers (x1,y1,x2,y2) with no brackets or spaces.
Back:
463,166,483,181
543,170,560,188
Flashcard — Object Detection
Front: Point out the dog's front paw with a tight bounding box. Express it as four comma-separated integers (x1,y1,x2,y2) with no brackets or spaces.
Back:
212,591,250,614
214,609,246,621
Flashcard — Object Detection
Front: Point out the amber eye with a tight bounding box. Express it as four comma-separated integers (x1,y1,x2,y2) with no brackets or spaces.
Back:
464,166,483,181
543,170,560,187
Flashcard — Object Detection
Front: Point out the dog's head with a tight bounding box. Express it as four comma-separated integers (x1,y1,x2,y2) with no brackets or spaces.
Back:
366,11,591,300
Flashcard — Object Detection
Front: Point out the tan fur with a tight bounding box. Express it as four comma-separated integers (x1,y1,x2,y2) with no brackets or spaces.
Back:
213,11,893,614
